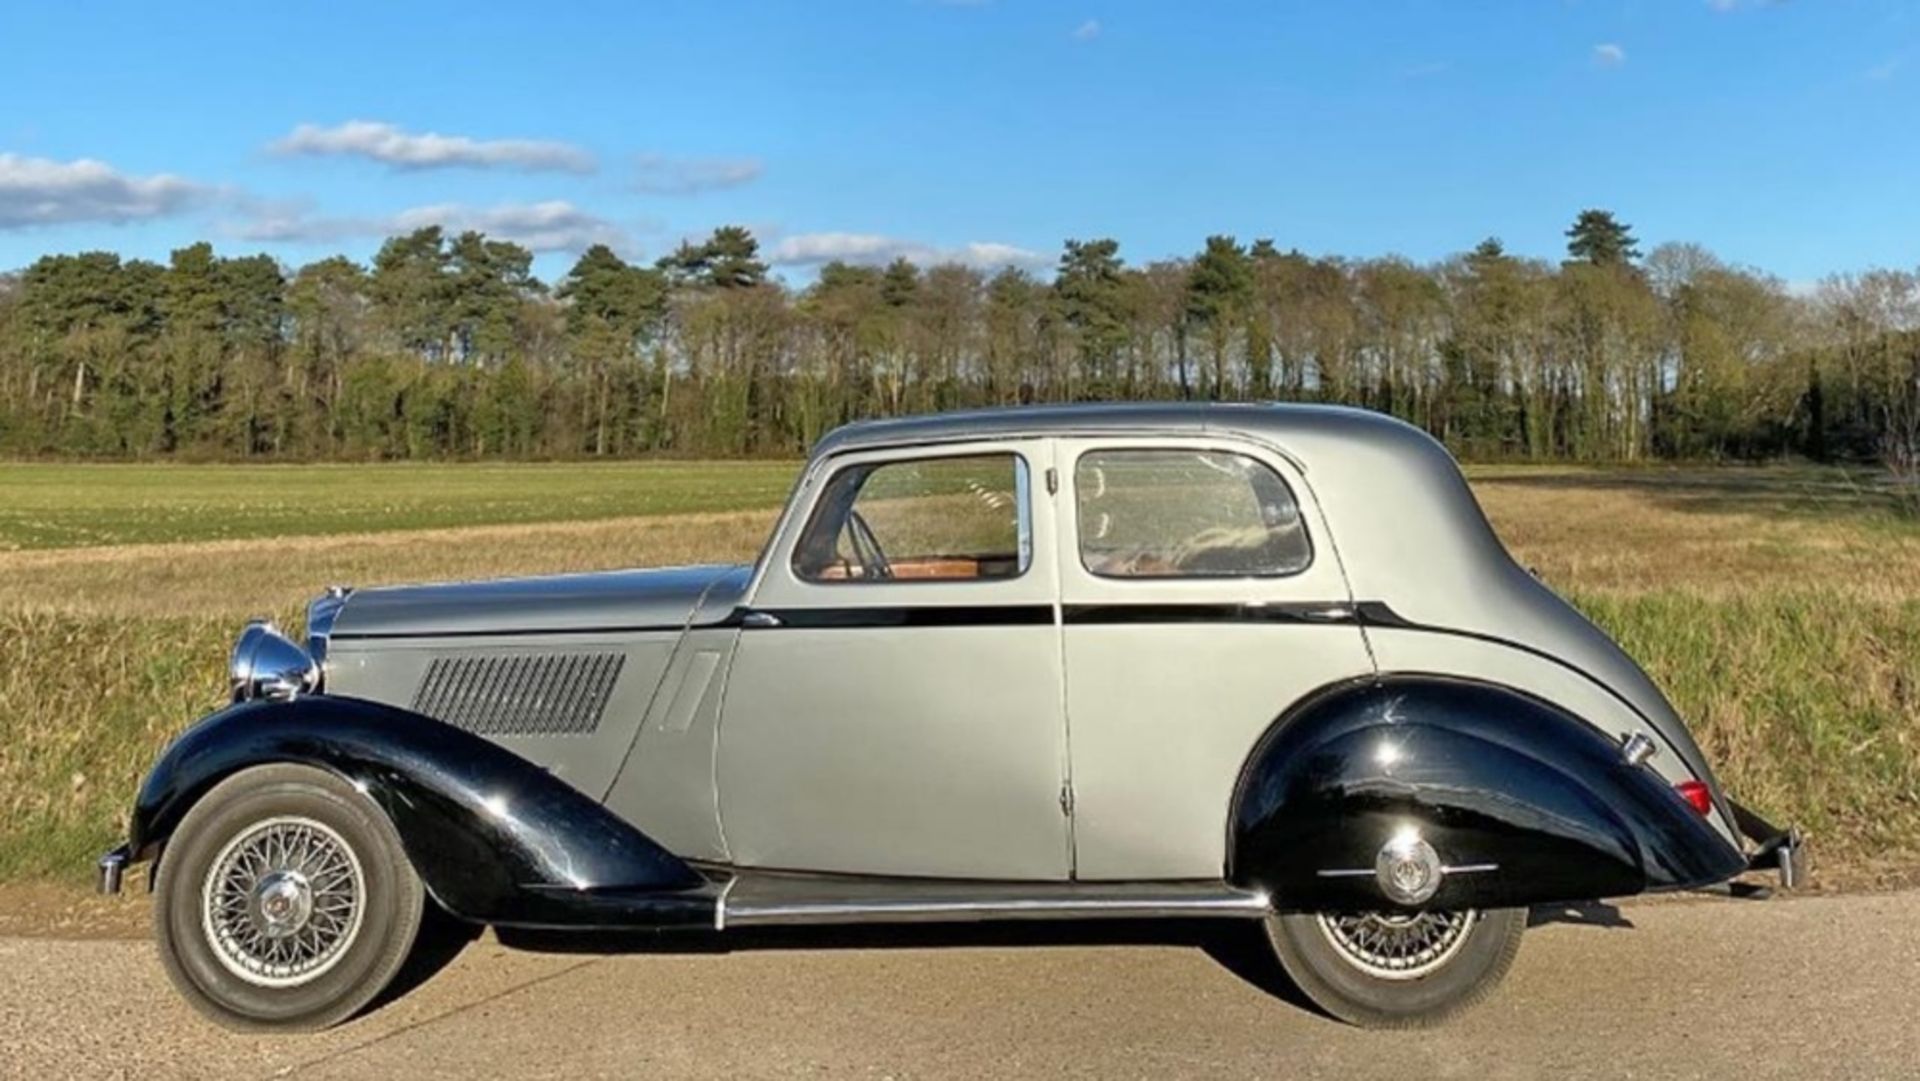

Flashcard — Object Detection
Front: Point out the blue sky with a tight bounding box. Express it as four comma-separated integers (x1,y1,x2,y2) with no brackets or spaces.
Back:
1,0,1915,284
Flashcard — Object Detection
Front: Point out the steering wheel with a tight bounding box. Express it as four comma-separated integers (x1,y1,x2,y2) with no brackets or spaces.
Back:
845,509,894,580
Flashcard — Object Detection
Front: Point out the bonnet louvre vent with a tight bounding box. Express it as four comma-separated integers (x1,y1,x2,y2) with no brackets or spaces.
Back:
411,652,624,736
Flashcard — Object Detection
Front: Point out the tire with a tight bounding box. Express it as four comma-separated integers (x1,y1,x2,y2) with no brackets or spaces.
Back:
153,763,426,1032
1263,908,1524,1028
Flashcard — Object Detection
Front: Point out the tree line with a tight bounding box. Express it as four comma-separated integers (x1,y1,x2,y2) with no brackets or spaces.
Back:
0,211,1916,470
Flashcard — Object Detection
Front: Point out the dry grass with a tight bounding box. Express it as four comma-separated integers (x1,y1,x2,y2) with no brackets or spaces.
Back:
1477,466,1920,600
0,510,776,620
2,461,1916,890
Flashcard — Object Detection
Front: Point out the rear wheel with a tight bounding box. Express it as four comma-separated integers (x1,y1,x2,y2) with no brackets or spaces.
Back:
154,764,425,1032
1264,907,1524,1028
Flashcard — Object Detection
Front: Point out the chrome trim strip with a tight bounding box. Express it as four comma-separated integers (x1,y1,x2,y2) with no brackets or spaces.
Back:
721,888,1272,928
1315,863,1498,878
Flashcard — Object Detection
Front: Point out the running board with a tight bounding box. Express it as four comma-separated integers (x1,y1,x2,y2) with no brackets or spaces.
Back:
716,873,1271,929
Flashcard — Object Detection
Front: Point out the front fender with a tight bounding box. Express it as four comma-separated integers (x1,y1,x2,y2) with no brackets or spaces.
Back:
1229,676,1746,911
131,696,714,929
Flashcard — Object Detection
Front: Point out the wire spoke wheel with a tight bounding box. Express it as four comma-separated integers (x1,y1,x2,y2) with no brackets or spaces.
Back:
201,815,366,988
1315,910,1476,981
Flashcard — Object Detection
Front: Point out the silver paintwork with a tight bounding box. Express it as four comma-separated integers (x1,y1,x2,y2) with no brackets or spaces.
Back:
328,563,745,640
278,402,1741,890
717,439,1071,879
304,586,351,673
1052,433,1373,880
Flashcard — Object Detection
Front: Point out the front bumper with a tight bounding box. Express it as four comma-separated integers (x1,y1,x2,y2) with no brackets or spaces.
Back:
97,844,130,895
1729,799,1806,890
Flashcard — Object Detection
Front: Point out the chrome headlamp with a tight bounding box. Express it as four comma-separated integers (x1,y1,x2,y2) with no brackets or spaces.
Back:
229,620,320,702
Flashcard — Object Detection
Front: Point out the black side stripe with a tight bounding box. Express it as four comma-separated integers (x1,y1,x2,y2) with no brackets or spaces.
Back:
332,622,691,642
1061,602,1358,626
744,605,1053,629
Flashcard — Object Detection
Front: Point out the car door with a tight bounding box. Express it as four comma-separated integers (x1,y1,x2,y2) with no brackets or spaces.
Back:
716,439,1073,880
1055,436,1375,881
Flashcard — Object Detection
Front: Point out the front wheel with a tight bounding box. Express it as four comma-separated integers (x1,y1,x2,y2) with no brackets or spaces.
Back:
153,763,426,1031
1264,908,1525,1028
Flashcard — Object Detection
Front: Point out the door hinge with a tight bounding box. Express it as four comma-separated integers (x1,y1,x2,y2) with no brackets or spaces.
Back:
1058,782,1075,816
1045,467,1059,495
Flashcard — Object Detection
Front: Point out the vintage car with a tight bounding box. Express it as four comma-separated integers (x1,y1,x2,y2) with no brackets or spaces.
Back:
102,403,1802,1031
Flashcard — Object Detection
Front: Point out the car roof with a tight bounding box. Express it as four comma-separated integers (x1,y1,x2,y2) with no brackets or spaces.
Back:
809,401,1416,460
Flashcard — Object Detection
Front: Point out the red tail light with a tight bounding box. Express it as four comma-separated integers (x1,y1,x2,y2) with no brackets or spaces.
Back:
1675,780,1713,817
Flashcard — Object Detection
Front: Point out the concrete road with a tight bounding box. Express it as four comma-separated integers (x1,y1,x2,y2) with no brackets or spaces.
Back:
1,890,1914,1081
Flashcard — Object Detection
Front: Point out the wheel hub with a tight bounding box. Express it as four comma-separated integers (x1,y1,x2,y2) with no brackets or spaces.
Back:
252,870,313,938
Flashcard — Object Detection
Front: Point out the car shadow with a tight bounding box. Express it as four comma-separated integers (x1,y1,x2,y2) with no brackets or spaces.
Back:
375,902,1635,1025
1527,900,1635,930
361,903,487,1014
490,917,1331,1016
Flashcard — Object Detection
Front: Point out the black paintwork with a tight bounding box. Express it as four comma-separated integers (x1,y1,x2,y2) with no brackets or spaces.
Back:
329,623,694,641
130,697,716,930
1061,602,1357,625
745,605,1055,628
1230,675,1747,911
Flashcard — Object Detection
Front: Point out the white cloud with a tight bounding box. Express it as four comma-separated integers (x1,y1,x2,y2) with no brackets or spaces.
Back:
1706,0,1784,11
0,153,206,229
1593,43,1627,68
1866,56,1904,81
632,154,764,195
233,200,625,253
268,121,595,173
1071,18,1101,41
771,232,1048,271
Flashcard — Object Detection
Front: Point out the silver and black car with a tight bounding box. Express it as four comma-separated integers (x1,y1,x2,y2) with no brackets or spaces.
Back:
102,403,1802,1030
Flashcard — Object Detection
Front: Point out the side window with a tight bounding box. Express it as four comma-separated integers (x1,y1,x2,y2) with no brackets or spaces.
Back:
1076,449,1311,578
793,453,1031,583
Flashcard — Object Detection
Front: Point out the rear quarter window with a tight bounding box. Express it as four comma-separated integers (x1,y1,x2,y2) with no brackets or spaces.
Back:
1076,448,1312,578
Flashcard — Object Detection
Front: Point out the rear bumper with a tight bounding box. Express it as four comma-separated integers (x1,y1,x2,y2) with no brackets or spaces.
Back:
1729,799,1805,890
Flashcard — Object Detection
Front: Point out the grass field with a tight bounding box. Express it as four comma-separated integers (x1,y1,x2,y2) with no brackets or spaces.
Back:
1,460,1915,889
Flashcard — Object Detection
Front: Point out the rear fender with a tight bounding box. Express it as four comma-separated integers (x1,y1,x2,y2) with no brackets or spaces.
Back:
131,696,714,929
1229,676,1746,911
